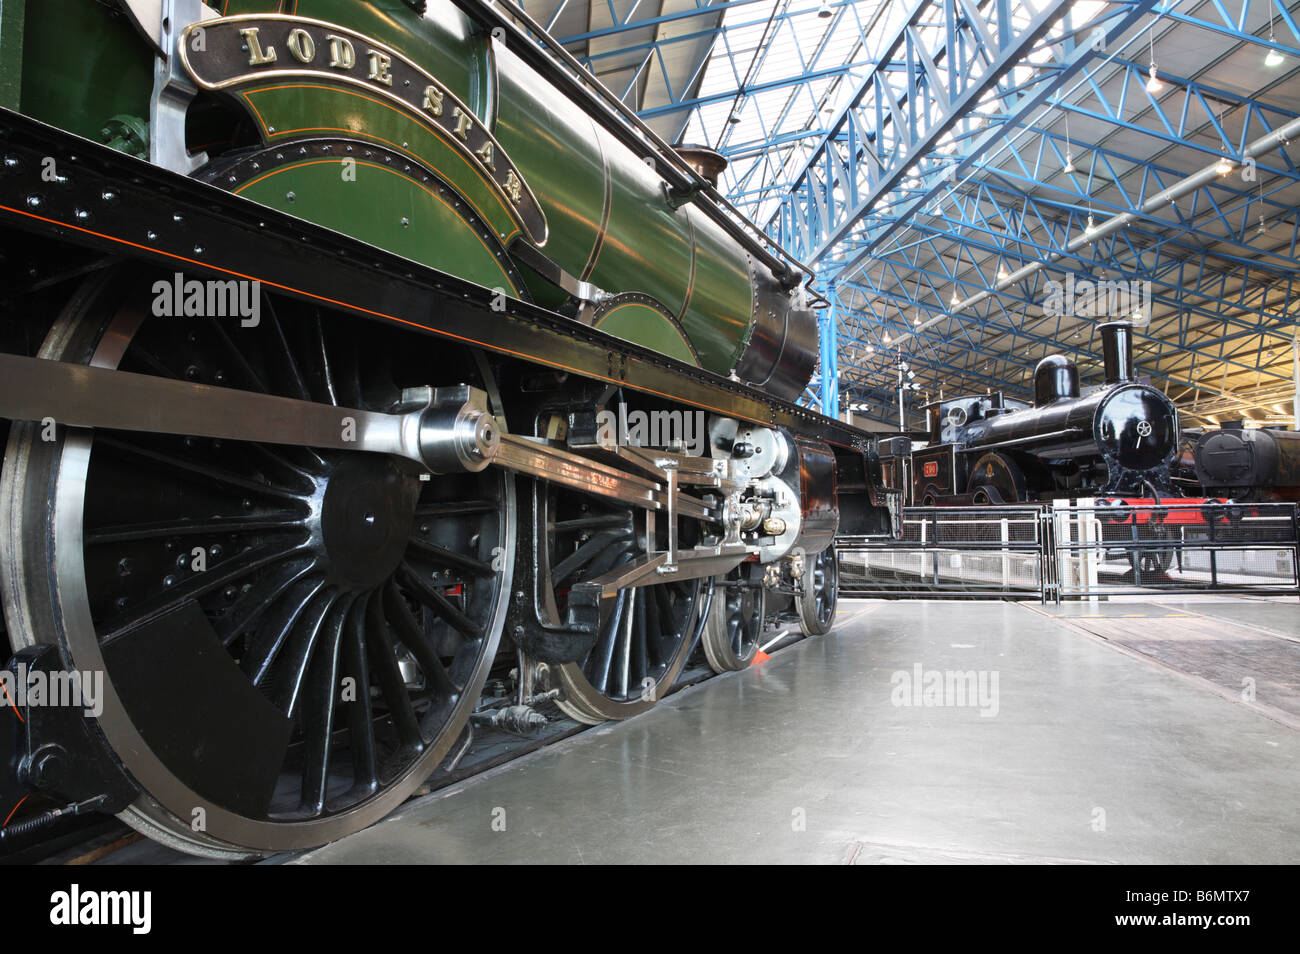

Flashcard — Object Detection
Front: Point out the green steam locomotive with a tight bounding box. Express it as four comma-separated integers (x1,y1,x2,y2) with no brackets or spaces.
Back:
0,0,898,857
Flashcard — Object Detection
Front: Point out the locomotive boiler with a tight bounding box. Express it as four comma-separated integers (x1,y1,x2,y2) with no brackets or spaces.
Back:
0,0,900,858
896,322,1181,505
1192,423,1300,502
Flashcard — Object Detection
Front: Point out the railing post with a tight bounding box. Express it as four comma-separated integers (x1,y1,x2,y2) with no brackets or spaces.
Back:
1208,503,1219,589
1000,515,1009,589
1292,503,1299,602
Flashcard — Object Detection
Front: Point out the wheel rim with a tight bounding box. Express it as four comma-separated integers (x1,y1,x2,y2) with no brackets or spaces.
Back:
812,547,838,627
702,565,764,672
0,271,513,855
538,487,706,724
798,545,838,635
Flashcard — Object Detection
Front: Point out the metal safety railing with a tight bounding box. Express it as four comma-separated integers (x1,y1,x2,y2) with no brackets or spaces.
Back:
1051,500,1300,600
837,500,1300,602
838,505,1050,598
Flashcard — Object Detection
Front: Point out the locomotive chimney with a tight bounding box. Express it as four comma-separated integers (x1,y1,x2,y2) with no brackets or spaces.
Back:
1100,321,1134,384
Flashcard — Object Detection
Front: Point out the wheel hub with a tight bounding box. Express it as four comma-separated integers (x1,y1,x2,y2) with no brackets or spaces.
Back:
318,455,421,590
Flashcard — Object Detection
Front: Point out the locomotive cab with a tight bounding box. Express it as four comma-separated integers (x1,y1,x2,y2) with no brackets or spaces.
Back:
925,392,1031,446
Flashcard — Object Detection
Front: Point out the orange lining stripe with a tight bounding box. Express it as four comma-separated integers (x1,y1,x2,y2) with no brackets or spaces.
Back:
240,83,520,243
232,159,518,296
0,677,22,723
3,795,29,827
0,203,857,448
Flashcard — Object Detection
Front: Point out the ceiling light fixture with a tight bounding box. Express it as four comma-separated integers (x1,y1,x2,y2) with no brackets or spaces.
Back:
817,0,833,19
1146,30,1164,94
1216,153,1234,175
997,263,1010,281
1062,112,1076,174
1266,9,1285,66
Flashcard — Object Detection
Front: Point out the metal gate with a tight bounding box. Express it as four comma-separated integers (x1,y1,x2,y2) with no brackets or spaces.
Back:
838,501,1300,602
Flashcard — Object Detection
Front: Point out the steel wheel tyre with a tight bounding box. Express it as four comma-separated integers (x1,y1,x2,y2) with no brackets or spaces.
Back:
0,270,513,857
701,564,765,672
797,545,838,636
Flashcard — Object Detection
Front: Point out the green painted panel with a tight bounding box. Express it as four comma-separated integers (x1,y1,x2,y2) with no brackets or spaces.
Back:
0,0,25,110
595,303,699,367
18,0,152,142
493,43,604,306
238,83,522,246
588,136,691,319
681,207,755,374
234,158,520,295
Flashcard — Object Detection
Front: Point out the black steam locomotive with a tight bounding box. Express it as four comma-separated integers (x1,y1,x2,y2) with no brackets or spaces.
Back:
880,322,1182,505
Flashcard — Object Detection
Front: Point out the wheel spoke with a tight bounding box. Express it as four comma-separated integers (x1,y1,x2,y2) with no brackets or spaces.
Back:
341,600,379,793
312,313,339,407
95,435,306,504
396,563,483,641
124,342,181,380
619,588,639,698
205,318,268,393
86,513,304,545
589,588,626,693
266,299,311,402
300,595,352,814
384,581,458,699
405,536,493,577
213,556,315,645
363,593,424,753
549,529,632,585
639,587,657,680
553,515,629,531
241,576,329,687
415,499,497,518
274,589,342,718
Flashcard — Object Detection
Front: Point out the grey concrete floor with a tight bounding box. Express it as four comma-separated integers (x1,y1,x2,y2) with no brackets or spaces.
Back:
293,599,1300,864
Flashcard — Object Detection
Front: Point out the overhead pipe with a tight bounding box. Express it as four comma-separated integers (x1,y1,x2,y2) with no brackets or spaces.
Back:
887,113,1300,350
